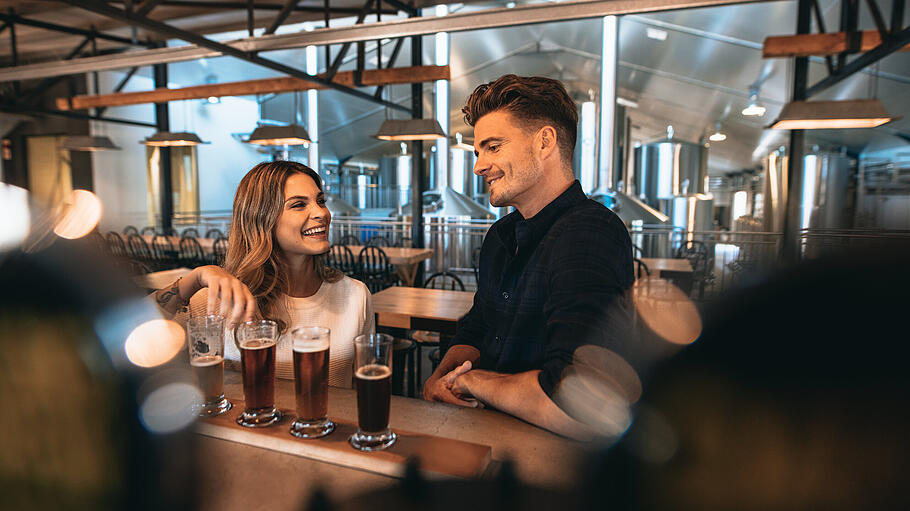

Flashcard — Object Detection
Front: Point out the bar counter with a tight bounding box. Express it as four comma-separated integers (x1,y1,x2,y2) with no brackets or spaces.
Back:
196,371,585,511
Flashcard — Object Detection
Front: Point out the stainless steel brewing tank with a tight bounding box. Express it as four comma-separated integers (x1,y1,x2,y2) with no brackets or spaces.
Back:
805,151,854,230
634,137,709,207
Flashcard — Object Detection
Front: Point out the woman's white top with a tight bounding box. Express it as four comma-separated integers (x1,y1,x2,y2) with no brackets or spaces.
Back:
186,276,374,388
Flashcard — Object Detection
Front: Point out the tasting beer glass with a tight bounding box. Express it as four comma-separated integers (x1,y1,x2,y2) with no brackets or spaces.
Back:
186,315,232,417
235,319,281,427
349,333,396,451
289,327,334,439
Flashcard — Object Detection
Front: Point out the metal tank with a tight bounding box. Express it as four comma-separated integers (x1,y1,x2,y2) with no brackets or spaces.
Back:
760,147,788,233
633,126,709,208
803,148,854,231
856,135,910,229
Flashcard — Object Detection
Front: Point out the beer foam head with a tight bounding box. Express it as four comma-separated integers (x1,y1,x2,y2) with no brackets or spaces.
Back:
239,338,276,349
291,327,330,352
356,364,391,379
190,354,224,367
293,339,329,353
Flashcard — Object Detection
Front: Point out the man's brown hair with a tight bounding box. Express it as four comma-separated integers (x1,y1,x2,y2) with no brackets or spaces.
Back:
462,74,578,166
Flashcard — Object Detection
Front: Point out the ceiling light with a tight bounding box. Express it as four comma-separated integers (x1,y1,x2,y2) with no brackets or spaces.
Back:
742,87,766,117
451,133,474,152
769,99,897,130
708,122,726,142
62,135,120,151
646,28,668,41
617,97,639,109
246,124,312,146
374,119,446,141
141,131,208,147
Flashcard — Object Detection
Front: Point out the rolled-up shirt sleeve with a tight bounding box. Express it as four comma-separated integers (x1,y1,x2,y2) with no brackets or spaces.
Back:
538,216,633,401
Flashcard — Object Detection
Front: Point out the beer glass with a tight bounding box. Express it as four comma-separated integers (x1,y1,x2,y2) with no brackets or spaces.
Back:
289,327,335,439
186,315,231,417
349,333,396,451
235,319,281,427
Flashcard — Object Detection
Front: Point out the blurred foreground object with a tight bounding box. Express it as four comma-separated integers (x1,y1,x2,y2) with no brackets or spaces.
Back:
0,192,197,510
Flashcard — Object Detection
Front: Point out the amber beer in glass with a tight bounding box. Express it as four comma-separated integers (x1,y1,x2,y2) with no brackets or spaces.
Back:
235,319,281,427
187,315,231,416
289,326,334,439
349,333,396,451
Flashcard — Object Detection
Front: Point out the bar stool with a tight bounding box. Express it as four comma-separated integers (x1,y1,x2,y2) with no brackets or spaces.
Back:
392,338,417,398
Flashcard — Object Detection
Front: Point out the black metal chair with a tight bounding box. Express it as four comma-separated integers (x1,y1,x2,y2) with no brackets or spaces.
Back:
357,246,398,293
180,227,200,238
126,234,153,267
632,244,645,258
327,245,356,276
366,235,393,248
140,226,157,236
339,234,360,246
633,258,651,279
204,228,224,239
178,236,206,268
675,240,713,299
410,271,466,391
105,232,128,259
151,234,178,271
212,236,229,266
397,236,412,248
122,225,140,236
471,246,482,285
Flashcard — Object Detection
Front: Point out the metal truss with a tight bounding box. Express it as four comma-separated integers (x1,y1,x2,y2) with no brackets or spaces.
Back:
803,0,909,97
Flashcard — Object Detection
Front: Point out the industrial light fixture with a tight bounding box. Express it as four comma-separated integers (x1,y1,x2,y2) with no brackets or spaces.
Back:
741,88,766,117
450,132,474,152
62,135,120,151
708,122,726,142
769,99,897,130
617,97,639,109
374,119,446,141
141,131,208,147
246,124,311,146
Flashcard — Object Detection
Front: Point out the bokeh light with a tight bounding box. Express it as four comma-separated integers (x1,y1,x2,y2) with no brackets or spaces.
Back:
139,382,201,434
632,277,702,345
53,189,102,240
0,183,30,252
124,319,186,368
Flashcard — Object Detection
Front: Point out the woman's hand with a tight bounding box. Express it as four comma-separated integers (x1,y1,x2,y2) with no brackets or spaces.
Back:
191,265,259,328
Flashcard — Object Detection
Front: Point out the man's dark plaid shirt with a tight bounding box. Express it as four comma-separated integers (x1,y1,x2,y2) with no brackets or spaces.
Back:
452,180,634,401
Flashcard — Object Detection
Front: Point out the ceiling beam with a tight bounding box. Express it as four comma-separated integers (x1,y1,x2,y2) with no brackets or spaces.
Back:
0,12,152,48
56,0,411,113
56,65,449,110
0,0,767,82
763,30,910,57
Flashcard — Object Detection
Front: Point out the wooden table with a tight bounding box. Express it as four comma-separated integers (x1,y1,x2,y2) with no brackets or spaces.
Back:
132,267,190,290
195,372,583,511
347,245,434,286
371,286,474,335
640,257,694,294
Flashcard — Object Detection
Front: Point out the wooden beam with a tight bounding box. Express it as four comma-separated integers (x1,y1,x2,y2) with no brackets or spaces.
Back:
56,65,450,110
763,30,910,58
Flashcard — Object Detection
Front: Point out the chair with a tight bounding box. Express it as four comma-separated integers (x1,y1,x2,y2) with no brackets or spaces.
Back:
181,227,200,238
357,246,398,293
178,236,206,268
126,234,153,266
675,240,713,299
140,226,157,236
105,232,128,259
631,244,644,258
366,235,393,248
470,246,482,284
633,258,651,279
212,236,229,266
122,225,139,236
327,245,356,276
391,338,417,398
339,234,360,246
397,236,412,248
151,234,178,270
204,228,224,239
410,271,466,390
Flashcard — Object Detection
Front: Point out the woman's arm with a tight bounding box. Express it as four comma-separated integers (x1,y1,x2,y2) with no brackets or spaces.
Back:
153,265,258,327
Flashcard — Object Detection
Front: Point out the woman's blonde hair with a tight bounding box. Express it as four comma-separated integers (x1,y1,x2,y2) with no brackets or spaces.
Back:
224,160,341,332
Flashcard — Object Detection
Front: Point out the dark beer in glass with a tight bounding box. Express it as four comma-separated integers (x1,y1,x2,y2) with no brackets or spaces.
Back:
289,327,334,439
349,333,396,451
236,320,281,427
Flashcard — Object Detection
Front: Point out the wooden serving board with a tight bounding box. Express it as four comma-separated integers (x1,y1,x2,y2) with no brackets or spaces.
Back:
195,397,492,480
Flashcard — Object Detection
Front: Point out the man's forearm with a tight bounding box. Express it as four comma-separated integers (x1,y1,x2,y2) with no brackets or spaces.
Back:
458,369,596,440
426,344,480,382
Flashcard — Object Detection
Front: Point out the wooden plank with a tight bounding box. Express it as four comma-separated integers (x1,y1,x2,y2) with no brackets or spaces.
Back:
762,31,910,58
56,65,450,110
197,382,492,479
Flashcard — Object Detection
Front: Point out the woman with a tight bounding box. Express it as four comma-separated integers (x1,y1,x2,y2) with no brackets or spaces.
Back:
154,160,373,387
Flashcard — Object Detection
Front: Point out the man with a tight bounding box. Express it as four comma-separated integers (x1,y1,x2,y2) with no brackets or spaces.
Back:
422,74,634,439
